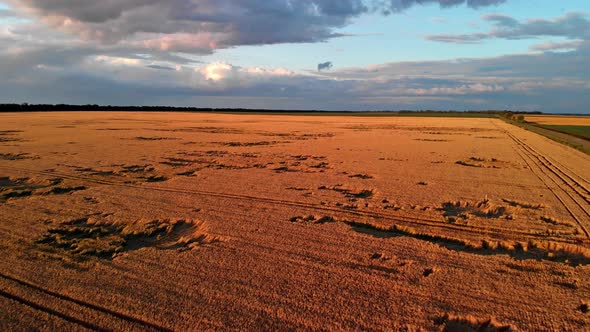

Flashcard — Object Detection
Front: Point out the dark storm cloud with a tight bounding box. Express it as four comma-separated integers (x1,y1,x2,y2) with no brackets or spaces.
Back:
10,0,369,50
428,12,590,44
318,61,333,71
9,0,512,52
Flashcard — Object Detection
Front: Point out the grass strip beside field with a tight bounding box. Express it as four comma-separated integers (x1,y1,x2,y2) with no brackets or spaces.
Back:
501,118,590,155
536,125,590,140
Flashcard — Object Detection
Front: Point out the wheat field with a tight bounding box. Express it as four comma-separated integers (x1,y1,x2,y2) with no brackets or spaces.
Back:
1,112,589,331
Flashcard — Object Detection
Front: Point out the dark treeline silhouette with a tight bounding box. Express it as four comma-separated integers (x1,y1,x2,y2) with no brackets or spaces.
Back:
0,103,545,116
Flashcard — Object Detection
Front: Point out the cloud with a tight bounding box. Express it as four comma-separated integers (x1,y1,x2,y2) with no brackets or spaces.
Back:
428,12,590,44
319,43,590,81
383,0,507,13
146,64,176,71
197,62,294,88
483,13,519,27
318,61,334,72
201,62,234,81
530,40,585,51
7,0,369,52
427,33,489,44
0,34,588,113
7,0,513,52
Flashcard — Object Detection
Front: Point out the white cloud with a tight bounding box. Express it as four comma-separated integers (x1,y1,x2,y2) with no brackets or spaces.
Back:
199,62,294,83
93,55,141,66
530,40,585,51
428,12,590,45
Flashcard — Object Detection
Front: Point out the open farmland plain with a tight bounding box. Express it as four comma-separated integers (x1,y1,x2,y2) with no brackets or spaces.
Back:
525,115,590,126
1,112,590,331
523,115,590,154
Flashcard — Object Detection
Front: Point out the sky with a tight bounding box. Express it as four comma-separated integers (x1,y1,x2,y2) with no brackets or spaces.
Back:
0,0,589,113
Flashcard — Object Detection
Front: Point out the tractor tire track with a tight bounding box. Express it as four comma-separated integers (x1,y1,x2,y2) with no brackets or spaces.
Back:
495,121,590,240
0,273,172,332
0,164,579,245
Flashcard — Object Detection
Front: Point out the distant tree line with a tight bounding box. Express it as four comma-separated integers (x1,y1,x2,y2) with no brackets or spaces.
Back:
0,103,545,115
0,103,267,113
500,111,537,122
